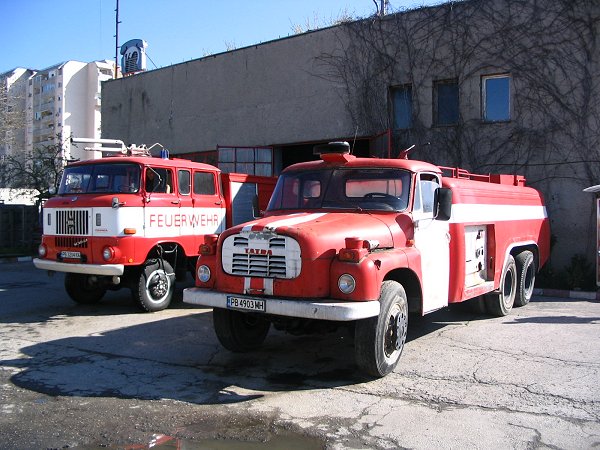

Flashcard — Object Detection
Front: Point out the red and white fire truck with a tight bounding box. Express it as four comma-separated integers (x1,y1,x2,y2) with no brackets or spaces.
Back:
183,142,551,377
33,138,276,312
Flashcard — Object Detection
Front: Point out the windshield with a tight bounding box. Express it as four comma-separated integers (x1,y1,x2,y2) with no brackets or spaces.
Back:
267,167,411,212
58,163,141,195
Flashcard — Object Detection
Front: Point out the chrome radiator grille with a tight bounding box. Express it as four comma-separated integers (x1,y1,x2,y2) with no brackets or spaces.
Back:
56,210,89,235
222,233,301,279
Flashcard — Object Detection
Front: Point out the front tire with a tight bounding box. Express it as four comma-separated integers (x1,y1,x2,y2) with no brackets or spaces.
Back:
514,251,535,307
487,255,517,317
64,273,106,304
213,308,270,352
355,280,408,377
133,259,175,312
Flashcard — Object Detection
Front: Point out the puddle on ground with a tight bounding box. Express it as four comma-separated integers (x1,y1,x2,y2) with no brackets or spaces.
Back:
80,432,325,449
142,433,324,449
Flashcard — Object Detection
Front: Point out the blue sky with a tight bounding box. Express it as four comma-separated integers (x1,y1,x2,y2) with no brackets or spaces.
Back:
1,0,442,74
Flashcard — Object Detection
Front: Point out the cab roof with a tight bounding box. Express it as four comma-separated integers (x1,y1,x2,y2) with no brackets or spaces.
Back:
283,154,442,174
66,156,219,172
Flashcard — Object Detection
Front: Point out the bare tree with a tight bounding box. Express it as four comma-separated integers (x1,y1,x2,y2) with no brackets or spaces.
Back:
291,7,362,34
0,133,68,206
316,0,600,181
313,0,600,276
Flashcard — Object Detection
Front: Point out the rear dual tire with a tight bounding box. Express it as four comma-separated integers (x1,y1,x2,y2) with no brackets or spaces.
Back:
487,255,517,317
486,251,536,316
514,251,535,307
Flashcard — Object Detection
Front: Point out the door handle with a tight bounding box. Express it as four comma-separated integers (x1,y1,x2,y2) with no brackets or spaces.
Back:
171,199,181,205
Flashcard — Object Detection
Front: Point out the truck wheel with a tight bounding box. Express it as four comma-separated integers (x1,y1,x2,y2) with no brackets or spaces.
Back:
213,308,270,352
64,273,106,304
354,280,408,377
487,255,517,316
514,251,535,307
133,259,175,312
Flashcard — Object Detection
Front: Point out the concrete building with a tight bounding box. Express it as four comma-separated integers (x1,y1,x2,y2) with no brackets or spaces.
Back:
0,68,34,160
101,0,599,275
26,60,114,161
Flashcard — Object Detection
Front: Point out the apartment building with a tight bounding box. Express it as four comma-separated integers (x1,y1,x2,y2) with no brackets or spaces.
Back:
26,60,114,161
0,67,34,160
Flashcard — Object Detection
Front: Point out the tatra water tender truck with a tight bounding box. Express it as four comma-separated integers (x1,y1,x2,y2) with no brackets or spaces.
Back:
183,142,550,376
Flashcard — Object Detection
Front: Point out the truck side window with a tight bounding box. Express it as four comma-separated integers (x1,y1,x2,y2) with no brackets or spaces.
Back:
178,170,191,195
145,167,173,193
414,174,440,217
193,171,216,195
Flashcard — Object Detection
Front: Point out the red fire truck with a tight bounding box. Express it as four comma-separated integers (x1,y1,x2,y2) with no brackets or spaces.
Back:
183,141,551,377
33,138,275,312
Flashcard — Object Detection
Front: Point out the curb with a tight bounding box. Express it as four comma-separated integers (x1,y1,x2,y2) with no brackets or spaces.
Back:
533,287,599,301
0,256,33,264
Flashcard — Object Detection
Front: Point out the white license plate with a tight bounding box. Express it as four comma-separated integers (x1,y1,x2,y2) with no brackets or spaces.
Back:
226,296,265,312
60,251,81,259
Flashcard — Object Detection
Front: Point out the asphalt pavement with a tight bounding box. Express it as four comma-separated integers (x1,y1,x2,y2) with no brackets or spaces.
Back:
1,261,599,449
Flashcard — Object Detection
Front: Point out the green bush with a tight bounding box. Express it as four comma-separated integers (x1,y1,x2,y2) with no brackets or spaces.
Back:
536,254,596,291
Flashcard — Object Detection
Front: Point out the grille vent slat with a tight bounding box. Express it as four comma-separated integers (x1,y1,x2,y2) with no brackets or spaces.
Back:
56,210,89,235
223,234,301,279
269,238,286,248
55,237,89,248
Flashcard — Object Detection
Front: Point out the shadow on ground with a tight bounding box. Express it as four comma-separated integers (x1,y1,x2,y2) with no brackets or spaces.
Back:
3,303,487,406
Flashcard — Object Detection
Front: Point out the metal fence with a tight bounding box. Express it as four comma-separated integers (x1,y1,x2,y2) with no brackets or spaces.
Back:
0,204,40,255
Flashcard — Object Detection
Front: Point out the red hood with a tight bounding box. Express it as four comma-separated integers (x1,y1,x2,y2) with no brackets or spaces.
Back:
232,212,399,255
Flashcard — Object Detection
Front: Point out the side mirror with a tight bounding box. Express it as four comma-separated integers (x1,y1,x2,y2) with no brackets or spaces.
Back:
434,187,452,221
252,194,261,218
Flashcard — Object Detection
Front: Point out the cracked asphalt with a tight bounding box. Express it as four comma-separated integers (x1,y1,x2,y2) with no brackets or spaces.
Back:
1,261,599,449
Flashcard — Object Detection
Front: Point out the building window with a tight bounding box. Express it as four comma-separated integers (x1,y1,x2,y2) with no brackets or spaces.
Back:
434,79,459,126
482,74,510,122
218,146,272,176
391,84,412,129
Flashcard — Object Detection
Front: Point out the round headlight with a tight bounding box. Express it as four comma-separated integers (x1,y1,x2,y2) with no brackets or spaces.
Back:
38,244,47,258
197,265,211,283
102,246,115,261
338,274,356,294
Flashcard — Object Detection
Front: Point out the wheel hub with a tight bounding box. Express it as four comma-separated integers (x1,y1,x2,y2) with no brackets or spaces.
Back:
384,310,406,356
147,271,168,299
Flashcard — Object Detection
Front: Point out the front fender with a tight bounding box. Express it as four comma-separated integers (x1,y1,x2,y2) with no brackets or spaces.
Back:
329,247,415,301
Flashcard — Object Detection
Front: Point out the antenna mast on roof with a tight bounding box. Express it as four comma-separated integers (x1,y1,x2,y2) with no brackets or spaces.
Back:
114,0,121,79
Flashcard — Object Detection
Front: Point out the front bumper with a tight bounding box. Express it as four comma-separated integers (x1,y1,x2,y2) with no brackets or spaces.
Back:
33,258,125,276
183,287,380,321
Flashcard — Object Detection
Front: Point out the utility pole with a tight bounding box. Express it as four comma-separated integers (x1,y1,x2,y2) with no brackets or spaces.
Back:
114,0,121,79
373,0,389,16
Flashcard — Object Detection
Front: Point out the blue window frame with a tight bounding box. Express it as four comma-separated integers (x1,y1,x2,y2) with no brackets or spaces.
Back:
482,75,510,122
434,80,459,126
391,84,413,129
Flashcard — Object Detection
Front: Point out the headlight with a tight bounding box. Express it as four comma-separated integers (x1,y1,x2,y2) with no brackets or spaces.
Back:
38,244,47,258
102,246,115,261
197,265,211,283
338,274,356,294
